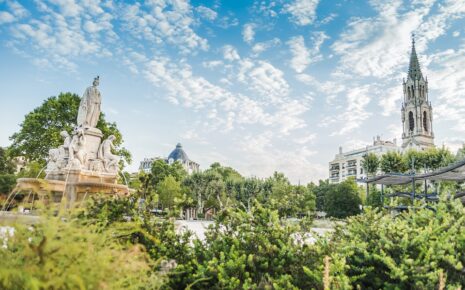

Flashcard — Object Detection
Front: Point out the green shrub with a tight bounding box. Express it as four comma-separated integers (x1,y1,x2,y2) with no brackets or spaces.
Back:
0,214,164,289
328,200,465,288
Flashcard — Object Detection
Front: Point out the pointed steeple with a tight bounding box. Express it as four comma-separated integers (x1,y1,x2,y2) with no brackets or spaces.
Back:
408,33,423,80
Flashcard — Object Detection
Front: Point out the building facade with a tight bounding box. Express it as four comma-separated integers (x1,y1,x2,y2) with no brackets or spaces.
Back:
401,37,435,150
139,143,200,174
329,137,399,183
328,36,435,183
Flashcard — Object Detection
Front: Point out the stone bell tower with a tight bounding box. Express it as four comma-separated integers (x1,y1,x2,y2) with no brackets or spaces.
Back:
401,35,434,150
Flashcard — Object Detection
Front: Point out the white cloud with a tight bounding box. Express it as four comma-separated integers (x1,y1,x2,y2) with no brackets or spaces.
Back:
331,0,465,79
237,131,324,183
242,23,255,44
378,85,402,116
331,85,372,135
196,5,217,21
237,59,289,103
202,60,224,69
283,0,319,26
0,11,15,24
121,1,208,53
288,32,328,73
222,45,240,61
428,45,465,132
7,0,29,18
287,36,310,73
251,38,281,55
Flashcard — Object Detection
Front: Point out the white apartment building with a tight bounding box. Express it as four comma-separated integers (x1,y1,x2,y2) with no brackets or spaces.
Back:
329,137,399,184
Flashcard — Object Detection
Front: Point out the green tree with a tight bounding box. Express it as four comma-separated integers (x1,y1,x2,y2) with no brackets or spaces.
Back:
205,162,242,181
0,147,16,196
150,159,187,188
183,171,225,216
329,200,465,288
9,92,131,165
0,213,164,289
157,175,182,210
325,179,362,218
296,184,316,217
314,180,334,212
423,147,455,170
365,186,383,208
361,153,379,177
177,203,323,289
402,149,425,172
0,147,14,174
380,151,406,173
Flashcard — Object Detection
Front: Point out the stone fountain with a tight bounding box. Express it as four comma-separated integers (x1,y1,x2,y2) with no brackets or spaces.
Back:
13,77,129,208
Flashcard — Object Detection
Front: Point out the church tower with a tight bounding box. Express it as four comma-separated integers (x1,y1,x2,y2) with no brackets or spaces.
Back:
401,35,434,150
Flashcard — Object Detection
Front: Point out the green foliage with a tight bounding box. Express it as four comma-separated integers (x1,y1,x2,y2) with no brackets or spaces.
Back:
0,174,16,195
183,171,226,215
157,175,182,210
177,203,322,289
0,147,15,174
205,162,242,181
423,147,455,171
324,179,362,218
380,151,406,173
329,200,465,288
402,149,425,172
361,153,379,177
365,186,383,208
16,161,45,179
9,92,131,165
314,180,332,212
150,159,187,188
0,214,163,289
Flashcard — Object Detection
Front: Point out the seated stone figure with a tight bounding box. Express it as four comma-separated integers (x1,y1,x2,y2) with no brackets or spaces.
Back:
46,130,71,171
68,128,87,169
98,135,120,173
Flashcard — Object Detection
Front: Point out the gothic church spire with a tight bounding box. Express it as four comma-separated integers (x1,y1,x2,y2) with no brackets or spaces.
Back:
408,34,423,80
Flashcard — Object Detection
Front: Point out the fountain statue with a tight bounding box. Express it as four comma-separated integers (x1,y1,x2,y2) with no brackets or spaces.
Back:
11,77,129,209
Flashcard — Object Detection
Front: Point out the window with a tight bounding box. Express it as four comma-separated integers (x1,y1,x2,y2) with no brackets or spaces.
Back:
409,111,414,132
423,111,428,132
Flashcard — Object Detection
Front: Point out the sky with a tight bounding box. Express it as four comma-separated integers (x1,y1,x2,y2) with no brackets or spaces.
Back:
1,0,465,184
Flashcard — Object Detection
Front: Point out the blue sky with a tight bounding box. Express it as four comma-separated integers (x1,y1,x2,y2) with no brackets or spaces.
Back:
1,0,465,183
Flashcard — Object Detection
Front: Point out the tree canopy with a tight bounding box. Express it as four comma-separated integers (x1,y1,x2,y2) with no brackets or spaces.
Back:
9,92,130,166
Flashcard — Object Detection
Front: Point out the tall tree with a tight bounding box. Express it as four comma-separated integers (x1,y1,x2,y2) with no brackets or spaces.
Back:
150,159,187,188
380,151,406,173
423,147,454,170
0,147,14,174
325,178,362,218
9,92,130,165
157,175,182,210
205,162,242,181
402,149,426,172
361,153,380,177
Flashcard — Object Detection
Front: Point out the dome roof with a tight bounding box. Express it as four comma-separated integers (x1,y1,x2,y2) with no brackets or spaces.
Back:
167,143,189,163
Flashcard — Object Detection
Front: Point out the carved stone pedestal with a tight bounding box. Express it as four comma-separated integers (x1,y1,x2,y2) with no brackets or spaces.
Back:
82,127,103,160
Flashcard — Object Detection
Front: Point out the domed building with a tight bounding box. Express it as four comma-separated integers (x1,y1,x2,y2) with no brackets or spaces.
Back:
139,143,200,174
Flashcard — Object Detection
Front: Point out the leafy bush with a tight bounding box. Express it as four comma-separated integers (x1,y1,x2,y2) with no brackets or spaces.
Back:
0,214,164,289
324,179,362,218
173,203,324,289
0,174,16,195
328,200,465,288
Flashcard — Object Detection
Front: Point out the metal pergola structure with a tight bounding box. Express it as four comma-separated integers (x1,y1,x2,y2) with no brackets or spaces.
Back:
357,158,465,210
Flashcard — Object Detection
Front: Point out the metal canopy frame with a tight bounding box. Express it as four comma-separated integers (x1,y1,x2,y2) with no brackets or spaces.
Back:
357,158,465,185
356,158,465,211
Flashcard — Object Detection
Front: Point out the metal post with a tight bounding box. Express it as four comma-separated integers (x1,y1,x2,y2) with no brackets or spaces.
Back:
412,177,416,202
381,184,384,205
424,179,427,200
